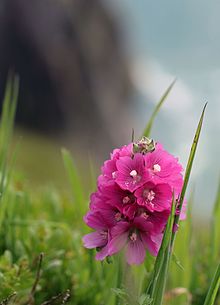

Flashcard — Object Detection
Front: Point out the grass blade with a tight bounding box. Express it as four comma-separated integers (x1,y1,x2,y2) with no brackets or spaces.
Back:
203,263,220,305
172,103,207,244
143,79,176,137
62,148,85,215
148,195,176,304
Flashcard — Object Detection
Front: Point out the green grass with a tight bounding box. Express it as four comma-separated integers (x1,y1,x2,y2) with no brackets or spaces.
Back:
0,79,219,305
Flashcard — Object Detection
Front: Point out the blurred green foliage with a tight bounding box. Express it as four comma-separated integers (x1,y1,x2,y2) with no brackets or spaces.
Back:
0,78,218,305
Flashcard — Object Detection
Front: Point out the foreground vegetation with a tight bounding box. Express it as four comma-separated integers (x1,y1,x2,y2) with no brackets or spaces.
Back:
0,78,219,304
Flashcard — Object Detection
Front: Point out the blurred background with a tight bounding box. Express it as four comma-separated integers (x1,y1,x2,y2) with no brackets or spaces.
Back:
0,0,219,219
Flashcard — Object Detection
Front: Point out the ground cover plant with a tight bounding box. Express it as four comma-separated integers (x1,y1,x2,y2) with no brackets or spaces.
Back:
0,77,219,304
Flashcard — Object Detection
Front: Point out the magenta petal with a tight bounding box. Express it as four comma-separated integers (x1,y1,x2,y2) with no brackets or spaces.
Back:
95,245,109,261
108,222,129,255
84,211,108,230
133,216,153,232
126,238,146,265
108,232,128,255
82,232,107,249
141,232,161,256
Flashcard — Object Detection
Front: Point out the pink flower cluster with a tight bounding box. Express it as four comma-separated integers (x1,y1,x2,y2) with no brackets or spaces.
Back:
83,138,185,265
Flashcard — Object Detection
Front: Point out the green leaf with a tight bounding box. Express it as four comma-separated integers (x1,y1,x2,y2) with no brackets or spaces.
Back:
203,263,220,305
148,195,176,305
0,75,19,231
171,253,184,271
138,294,153,305
143,79,176,137
172,103,207,245
62,148,85,215
111,288,128,304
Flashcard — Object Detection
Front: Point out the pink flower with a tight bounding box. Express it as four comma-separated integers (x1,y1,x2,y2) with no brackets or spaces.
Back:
101,182,137,218
144,144,183,194
134,182,172,212
111,143,133,160
98,159,118,186
89,190,124,227
82,138,185,265
83,211,110,260
108,217,161,265
138,208,170,234
115,153,149,192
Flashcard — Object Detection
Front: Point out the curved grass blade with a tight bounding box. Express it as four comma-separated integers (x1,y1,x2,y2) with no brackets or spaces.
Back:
146,195,176,304
172,103,207,245
0,75,19,197
62,148,85,215
203,263,220,305
143,79,176,137
0,75,19,231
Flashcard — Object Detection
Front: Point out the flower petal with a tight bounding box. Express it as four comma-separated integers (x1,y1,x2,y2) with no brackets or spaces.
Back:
141,232,162,256
108,222,129,255
126,238,146,265
82,232,107,249
95,245,109,261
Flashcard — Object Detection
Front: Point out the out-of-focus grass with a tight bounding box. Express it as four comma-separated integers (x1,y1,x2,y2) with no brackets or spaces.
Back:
12,128,68,188
0,79,219,305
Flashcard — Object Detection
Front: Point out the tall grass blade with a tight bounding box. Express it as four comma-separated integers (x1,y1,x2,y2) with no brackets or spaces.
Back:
203,263,220,305
147,195,176,304
62,148,85,214
0,75,19,230
143,79,176,137
0,75,19,194
172,103,207,245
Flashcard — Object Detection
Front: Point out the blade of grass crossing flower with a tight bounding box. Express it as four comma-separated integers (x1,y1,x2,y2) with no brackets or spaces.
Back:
169,189,193,299
62,148,85,215
152,198,175,305
203,263,220,305
143,79,176,137
172,103,207,245
147,195,176,303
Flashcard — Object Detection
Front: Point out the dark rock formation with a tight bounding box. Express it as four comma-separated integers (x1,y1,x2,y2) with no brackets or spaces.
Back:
0,0,134,154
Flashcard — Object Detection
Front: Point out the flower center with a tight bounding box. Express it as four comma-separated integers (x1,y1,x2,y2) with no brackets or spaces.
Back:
100,231,108,239
112,171,117,179
130,170,138,177
153,164,161,172
115,212,122,221
147,190,155,201
141,212,149,219
122,196,130,204
143,189,155,201
129,170,141,183
129,232,137,242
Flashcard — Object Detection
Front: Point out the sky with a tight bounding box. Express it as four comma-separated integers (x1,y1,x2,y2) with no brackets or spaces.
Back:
105,0,220,218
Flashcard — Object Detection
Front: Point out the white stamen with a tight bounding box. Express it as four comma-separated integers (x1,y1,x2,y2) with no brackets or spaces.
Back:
112,171,117,179
115,212,122,221
129,232,137,242
141,212,149,219
100,231,108,239
130,170,138,177
147,190,155,201
153,164,161,172
123,196,130,204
